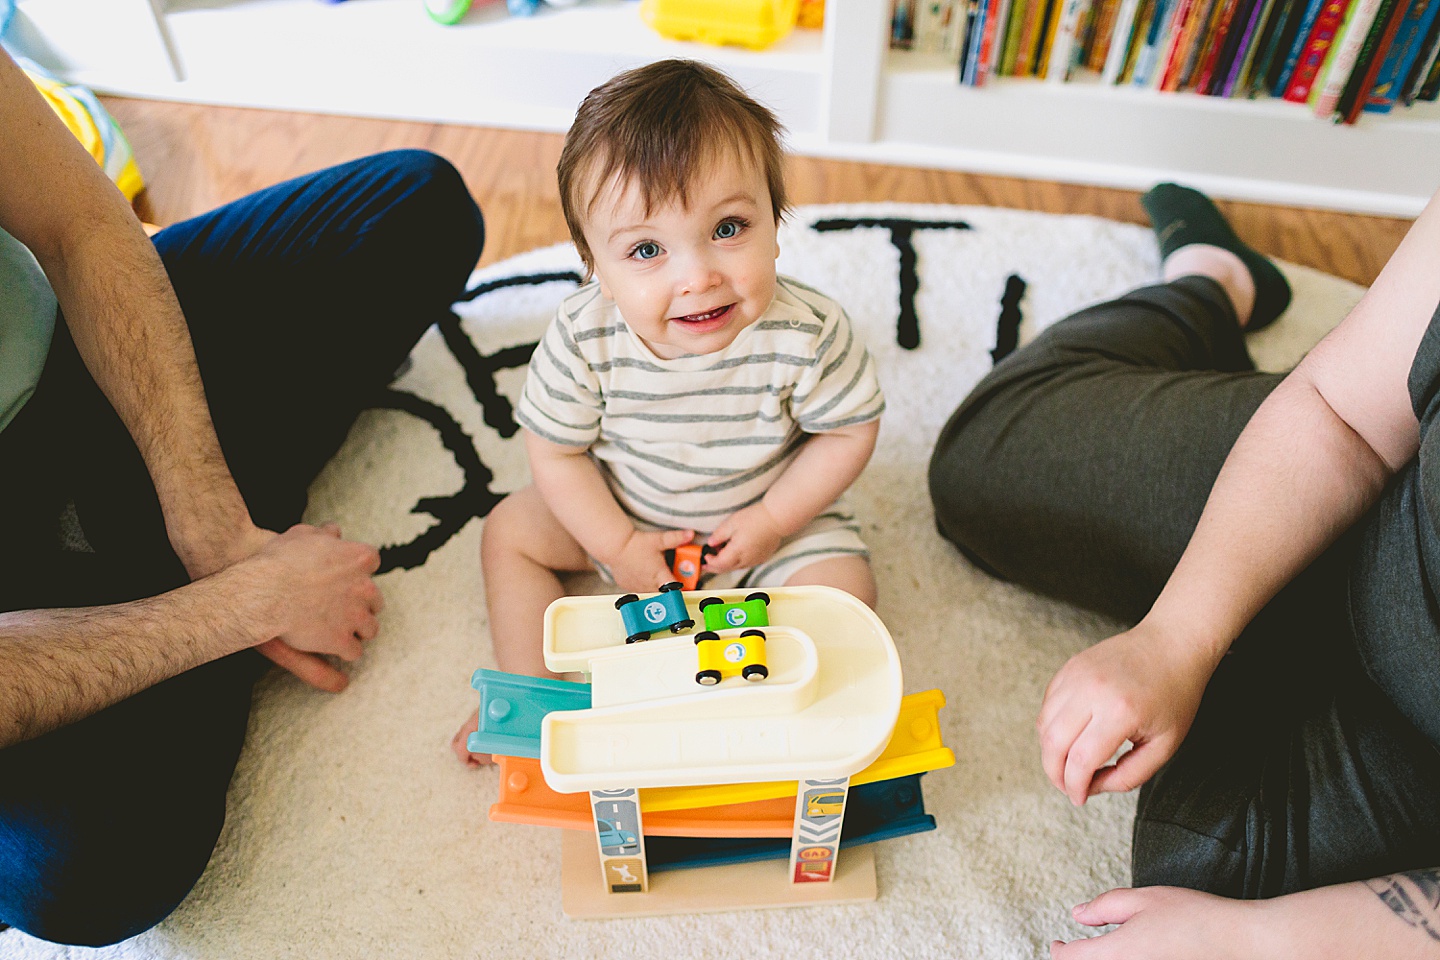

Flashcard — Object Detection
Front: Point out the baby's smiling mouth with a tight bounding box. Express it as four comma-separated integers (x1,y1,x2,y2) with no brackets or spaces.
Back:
671,304,733,325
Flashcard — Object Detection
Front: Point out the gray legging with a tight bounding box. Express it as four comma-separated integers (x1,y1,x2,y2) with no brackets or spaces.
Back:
929,275,1440,898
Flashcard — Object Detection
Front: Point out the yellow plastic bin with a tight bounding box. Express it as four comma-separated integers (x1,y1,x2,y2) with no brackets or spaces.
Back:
640,0,802,50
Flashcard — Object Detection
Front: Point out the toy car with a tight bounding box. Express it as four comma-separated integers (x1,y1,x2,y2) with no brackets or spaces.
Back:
694,628,768,685
615,582,694,644
697,591,770,631
595,817,639,854
665,543,716,590
805,789,846,818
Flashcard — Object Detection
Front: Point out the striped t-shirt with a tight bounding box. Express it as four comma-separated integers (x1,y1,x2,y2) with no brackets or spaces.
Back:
516,275,885,533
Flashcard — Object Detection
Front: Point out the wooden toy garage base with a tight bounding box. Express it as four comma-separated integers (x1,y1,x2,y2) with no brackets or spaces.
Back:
559,830,876,919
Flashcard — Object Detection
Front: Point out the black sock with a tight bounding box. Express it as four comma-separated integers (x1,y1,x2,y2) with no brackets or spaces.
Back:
1141,182,1292,331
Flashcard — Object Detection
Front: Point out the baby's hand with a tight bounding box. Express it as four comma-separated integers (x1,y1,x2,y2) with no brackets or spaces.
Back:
705,504,784,574
607,527,695,593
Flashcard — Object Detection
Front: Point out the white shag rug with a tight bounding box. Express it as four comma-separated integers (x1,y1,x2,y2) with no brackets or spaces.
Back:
2,204,1364,960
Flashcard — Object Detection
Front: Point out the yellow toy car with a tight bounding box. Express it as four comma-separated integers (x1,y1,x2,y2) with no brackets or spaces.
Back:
693,628,768,685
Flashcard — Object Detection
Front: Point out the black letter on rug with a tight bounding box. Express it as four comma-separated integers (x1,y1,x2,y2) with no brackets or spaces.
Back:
368,388,504,573
991,274,1027,366
449,271,583,437
809,218,971,351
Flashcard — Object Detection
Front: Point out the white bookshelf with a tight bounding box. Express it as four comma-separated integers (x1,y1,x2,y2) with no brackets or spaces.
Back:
10,0,1440,214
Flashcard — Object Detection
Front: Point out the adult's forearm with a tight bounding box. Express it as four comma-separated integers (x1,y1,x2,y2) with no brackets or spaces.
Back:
1260,870,1440,960
1145,369,1391,660
0,575,271,749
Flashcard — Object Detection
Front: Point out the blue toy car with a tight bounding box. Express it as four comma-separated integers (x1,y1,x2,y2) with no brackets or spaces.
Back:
615,581,694,644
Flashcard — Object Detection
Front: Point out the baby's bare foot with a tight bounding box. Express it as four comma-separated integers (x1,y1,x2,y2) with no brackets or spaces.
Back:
451,713,494,767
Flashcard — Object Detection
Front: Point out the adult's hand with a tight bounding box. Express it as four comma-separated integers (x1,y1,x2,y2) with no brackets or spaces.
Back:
1037,619,1219,805
1052,887,1268,960
232,524,384,692
605,527,694,594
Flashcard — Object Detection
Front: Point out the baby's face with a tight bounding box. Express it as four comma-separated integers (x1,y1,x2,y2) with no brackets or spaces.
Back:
582,153,780,359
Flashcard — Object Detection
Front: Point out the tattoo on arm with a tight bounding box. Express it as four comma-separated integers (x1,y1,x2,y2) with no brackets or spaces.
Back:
1367,869,1440,942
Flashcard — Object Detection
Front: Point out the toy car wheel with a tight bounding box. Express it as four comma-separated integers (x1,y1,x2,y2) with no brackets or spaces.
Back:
698,596,721,611
615,593,639,610
740,628,766,640
696,670,722,686
742,664,769,681
671,618,695,633
745,591,770,606
626,632,649,644
659,581,683,592
695,631,719,643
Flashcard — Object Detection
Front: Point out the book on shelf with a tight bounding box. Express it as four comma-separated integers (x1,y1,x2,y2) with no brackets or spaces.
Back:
1249,0,1304,93
1400,2,1440,100
1035,0,1066,73
1282,0,1352,101
976,0,1010,83
1219,0,1274,93
1311,0,1387,114
1101,0,1146,78
1194,0,1246,89
1272,0,1330,91
1338,0,1410,119
1047,0,1094,78
1086,0,1124,66
1366,0,1436,110
1120,0,1162,79
1159,0,1211,87
1207,0,1258,93
1231,0,1285,93
1420,47,1440,96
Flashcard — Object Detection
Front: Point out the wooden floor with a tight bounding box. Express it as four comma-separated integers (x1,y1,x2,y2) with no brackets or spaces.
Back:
103,97,1415,287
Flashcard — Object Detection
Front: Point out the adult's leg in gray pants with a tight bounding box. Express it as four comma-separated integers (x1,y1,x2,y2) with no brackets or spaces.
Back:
928,275,1440,898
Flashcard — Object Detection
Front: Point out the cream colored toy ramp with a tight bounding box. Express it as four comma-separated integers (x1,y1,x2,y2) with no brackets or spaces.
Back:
539,585,904,794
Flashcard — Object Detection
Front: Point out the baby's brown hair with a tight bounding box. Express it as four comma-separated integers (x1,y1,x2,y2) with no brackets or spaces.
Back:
557,59,789,276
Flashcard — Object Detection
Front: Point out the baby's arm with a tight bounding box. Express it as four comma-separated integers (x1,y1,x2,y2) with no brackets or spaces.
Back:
526,431,694,592
706,419,880,573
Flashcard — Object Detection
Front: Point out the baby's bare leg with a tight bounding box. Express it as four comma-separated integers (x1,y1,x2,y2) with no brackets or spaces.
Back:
452,485,591,766
480,484,592,677
784,555,877,609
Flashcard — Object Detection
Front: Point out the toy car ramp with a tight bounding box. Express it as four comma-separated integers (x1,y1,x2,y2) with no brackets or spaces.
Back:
538,586,903,793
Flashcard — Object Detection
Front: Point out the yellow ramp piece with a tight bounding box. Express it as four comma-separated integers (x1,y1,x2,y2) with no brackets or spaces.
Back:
636,689,953,813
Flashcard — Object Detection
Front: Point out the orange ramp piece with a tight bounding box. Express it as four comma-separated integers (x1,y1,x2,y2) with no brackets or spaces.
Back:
488,689,953,831
491,756,798,837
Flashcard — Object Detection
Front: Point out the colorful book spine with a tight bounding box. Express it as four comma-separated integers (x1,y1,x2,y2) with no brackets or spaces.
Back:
958,0,983,81
1272,0,1331,91
1366,0,1435,110
1122,0,1160,80
1251,0,1304,92
977,0,1010,83
1132,0,1177,84
1101,0,1146,78
1421,48,1440,95
1047,0,1093,78
1036,0,1065,73
1159,0,1203,86
1401,4,1440,100
1180,0,1229,86
1088,0,1124,65
1282,0,1352,100
999,0,1031,73
1195,0,1245,90
1233,0,1285,92
1220,0,1269,94
1312,0,1385,113
1339,0,1408,120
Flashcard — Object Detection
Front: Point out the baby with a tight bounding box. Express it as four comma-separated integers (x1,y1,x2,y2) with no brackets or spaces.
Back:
454,59,884,763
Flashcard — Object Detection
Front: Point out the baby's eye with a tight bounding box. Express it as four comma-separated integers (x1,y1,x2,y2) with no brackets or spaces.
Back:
629,241,661,261
714,219,747,240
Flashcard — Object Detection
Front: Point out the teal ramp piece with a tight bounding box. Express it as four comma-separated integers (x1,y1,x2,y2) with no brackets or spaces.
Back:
466,668,592,759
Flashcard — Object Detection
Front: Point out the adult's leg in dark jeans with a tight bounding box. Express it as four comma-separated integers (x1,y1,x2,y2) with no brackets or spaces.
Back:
0,150,484,945
928,276,1440,897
